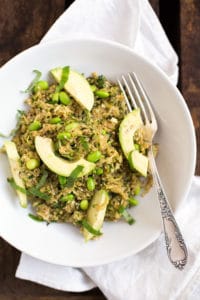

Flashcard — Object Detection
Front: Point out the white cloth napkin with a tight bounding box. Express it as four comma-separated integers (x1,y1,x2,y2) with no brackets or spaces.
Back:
16,0,200,299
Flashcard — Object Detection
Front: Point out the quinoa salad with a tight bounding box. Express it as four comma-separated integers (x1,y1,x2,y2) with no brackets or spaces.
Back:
3,67,154,240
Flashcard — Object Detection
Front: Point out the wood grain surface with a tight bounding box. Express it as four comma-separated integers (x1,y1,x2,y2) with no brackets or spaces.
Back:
0,0,199,299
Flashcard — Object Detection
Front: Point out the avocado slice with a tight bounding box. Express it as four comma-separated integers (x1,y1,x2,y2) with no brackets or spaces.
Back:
35,136,95,177
4,141,27,208
51,68,94,111
83,190,109,241
128,150,149,177
119,108,148,177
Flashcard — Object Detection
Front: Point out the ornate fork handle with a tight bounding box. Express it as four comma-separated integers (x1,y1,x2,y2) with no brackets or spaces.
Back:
148,148,188,270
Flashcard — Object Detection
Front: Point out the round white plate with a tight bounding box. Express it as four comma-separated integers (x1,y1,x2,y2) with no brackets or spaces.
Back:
0,39,196,267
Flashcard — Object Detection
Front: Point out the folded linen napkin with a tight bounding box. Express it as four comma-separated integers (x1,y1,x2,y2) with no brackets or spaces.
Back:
16,0,199,299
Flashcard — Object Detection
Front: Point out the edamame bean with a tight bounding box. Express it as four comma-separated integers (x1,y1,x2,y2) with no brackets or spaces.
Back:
34,80,49,93
87,177,95,191
49,117,61,124
60,193,74,202
51,92,59,103
96,167,103,175
90,85,97,92
86,150,101,163
58,175,67,185
80,199,89,210
95,89,109,98
134,185,141,195
57,131,71,140
59,91,71,105
65,122,79,131
28,120,41,131
129,197,139,206
26,158,40,170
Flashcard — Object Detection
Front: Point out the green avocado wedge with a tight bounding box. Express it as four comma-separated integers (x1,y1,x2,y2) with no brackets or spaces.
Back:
4,141,27,208
119,108,149,177
51,67,94,111
83,190,109,241
35,136,95,177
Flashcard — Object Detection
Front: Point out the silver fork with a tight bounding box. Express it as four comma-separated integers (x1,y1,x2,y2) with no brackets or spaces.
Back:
118,72,188,270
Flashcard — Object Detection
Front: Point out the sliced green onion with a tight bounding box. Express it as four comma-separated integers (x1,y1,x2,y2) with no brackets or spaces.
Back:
56,66,70,92
23,70,42,93
118,205,135,225
58,175,67,185
7,178,27,194
28,213,44,222
82,219,102,236
36,170,48,189
66,165,84,188
28,187,50,201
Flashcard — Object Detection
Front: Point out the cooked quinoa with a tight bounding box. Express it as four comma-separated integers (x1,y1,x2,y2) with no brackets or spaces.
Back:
11,71,153,229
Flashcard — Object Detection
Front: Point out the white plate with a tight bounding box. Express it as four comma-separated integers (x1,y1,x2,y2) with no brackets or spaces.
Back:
0,39,196,267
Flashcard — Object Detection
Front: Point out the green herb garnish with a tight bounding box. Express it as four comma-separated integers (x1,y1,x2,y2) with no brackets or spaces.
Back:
56,66,70,92
80,136,89,150
118,205,135,225
66,165,84,188
82,219,102,236
96,75,106,88
28,213,44,222
23,70,42,93
35,170,48,189
8,177,50,201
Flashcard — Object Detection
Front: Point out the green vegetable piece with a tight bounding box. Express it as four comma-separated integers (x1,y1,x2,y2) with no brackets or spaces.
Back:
119,205,135,225
35,170,48,189
87,151,101,163
34,80,49,93
28,121,42,131
60,193,74,202
134,143,140,151
129,197,139,206
26,158,40,170
87,177,95,191
59,91,71,105
95,90,109,98
66,165,84,188
58,175,67,185
80,199,89,210
49,117,61,124
65,122,79,131
96,167,103,175
23,70,42,93
134,185,141,195
90,85,97,92
57,131,71,140
51,92,59,103
28,213,44,222
28,187,50,201
56,66,70,92
82,219,102,236
96,75,106,88
101,129,107,135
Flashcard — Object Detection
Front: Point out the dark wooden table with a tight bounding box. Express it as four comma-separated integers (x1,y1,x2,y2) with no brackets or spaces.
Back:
0,1,199,299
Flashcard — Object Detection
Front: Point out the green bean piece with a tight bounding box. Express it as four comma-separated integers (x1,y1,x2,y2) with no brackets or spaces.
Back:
96,167,103,175
34,80,49,93
49,117,61,124
58,175,67,185
80,199,89,210
60,193,74,202
57,131,71,140
59,91,71,105
87,177,95,191
134,185,141,195
65,122,79,131
95,89,109,98
28,121,41,131
86,150,101,163
51,92,59,103
129,197,139,206
26,158,40,170
90,85,97,92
